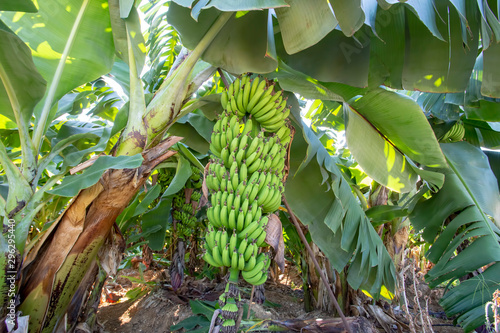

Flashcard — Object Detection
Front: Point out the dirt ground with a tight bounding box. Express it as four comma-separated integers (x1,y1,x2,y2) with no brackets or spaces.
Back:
96,260,469,333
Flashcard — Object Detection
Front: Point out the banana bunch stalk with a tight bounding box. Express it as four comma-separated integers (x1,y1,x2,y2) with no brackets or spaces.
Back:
203,74,292,332
170,166,203,291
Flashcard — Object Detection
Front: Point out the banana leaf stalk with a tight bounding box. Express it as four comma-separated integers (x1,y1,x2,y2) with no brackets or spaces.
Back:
19,137,181,333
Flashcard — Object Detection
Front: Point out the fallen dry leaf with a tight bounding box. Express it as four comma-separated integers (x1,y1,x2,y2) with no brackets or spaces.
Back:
202,162,210,204
265,214,285,272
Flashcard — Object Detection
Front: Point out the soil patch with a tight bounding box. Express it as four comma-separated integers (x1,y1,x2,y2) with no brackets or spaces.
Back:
97,263,464,333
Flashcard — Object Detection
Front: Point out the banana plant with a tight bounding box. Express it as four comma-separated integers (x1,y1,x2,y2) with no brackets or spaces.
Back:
1,1,500,332
0,1,288,331
409,143,500,332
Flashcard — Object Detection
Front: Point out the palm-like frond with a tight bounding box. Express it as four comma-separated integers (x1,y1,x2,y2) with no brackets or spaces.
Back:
410,142,500,331
285,95,396,299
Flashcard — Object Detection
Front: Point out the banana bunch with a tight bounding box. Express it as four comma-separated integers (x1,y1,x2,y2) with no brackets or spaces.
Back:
157,168,174,189
172,210,196,228
169,167,203,291
204,73,292,333
171,167,203,238
440,122,465,142
203,223,272,285
220,75,291,133
209,110,291,157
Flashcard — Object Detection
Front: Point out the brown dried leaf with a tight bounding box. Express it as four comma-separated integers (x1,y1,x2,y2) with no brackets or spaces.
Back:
268,316,376,333
184,187,194,203
202,162,210,203
20,138,182,329
366,304,399,333
98,226,126,276
265,214,285,272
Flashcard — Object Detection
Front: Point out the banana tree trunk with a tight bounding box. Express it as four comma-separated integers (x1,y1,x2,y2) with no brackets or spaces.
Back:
305,243,350,315
19,136,182,333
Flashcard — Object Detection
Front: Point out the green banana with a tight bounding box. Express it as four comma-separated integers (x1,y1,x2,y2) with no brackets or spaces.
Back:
247,156,263,174
247,80,267,111
238,133,249,152
236,85,245,112
256,229,267,247
230,94,238,115
239,220,260,240
241,261,264,284
226,191,235,210
229,229,237,253
248,224,264,242
231,248,239,269
236,208,245,231
212,205,222,228
221,146,230,166
233,194,241,213
257,185,270,207
244,241,256,261
248,183,260,203
259,108,283,126
253,272,268,286
206,225,216,249
265,119,286,133
222,244,231,267
246,134,262,157
212,245,224,266
235,149,245,168
204,251,222,268
229,161,238,179
242,79,252,110
238,253,246,270
221,91,229,109
220,229,228,253
236,180,247,196
228,207,236,230
220,204,228,228
207,206,215,227
229,134,240,153
239,162,248,183
238,237,248,255
244,253,256,271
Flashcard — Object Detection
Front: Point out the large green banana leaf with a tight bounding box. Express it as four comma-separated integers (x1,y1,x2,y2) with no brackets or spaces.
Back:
285,95,396,299
0,0,115,144
274,0,337,54
0,0,36,12
275,63,446,193
168,4,277,74
46,155,144,198
410,142,500,331
346,88,447,192
0,25,46,127
167,0,500,96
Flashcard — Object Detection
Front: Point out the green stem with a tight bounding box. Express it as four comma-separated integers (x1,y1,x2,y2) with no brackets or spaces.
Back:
0,62,37,181
0,193,6,217
115,19,147,156
353,186,369,211
228,267,240,283
32,0,90,153
0,139,32,215
15,202,45,252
